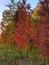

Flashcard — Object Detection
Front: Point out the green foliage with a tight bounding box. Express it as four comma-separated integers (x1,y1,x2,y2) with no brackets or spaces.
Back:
0,46,20,65
31,15,38,27
2,10,11,22
6,0,16,11
26,47,45,64
0,46,48,65
2,0,17,22
3,20,15,46
32,16,38,23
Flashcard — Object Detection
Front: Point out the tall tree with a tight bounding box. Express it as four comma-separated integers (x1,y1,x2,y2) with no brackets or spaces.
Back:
12,0,39,49
37,0,49,60
2,0,17,22
2,10,11,22
6,0,17,15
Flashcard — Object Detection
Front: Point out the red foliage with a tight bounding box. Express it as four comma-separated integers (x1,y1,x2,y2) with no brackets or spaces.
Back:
12,0,38,48
37,0,49,60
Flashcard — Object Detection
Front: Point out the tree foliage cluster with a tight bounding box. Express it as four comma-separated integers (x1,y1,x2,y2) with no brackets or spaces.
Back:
0,0,49,64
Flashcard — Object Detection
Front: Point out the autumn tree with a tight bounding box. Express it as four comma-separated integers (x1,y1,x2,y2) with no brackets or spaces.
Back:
12,0,39,49
1,0,17,48
37,0,49,60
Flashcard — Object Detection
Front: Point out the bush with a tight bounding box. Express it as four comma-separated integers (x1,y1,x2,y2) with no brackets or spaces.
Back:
0,46,48,65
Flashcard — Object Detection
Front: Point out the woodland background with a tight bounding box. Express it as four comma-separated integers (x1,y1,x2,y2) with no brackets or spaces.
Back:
0,0,49,65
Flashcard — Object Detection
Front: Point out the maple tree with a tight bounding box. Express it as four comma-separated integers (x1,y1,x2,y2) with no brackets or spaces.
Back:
12,0,39,48
37,0,49,60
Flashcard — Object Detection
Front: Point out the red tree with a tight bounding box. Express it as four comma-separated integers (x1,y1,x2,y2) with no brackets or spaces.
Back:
37,0,49,60
12,0,38,48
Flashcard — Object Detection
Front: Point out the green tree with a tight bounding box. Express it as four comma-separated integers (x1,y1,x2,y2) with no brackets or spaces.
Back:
2,10,11,22
6,0,17,15
2,0,17,22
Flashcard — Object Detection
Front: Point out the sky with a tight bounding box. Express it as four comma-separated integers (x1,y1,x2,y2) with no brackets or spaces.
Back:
0,0,39,21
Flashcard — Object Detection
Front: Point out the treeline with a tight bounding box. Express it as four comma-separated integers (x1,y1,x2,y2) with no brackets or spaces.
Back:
0,0,49,64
